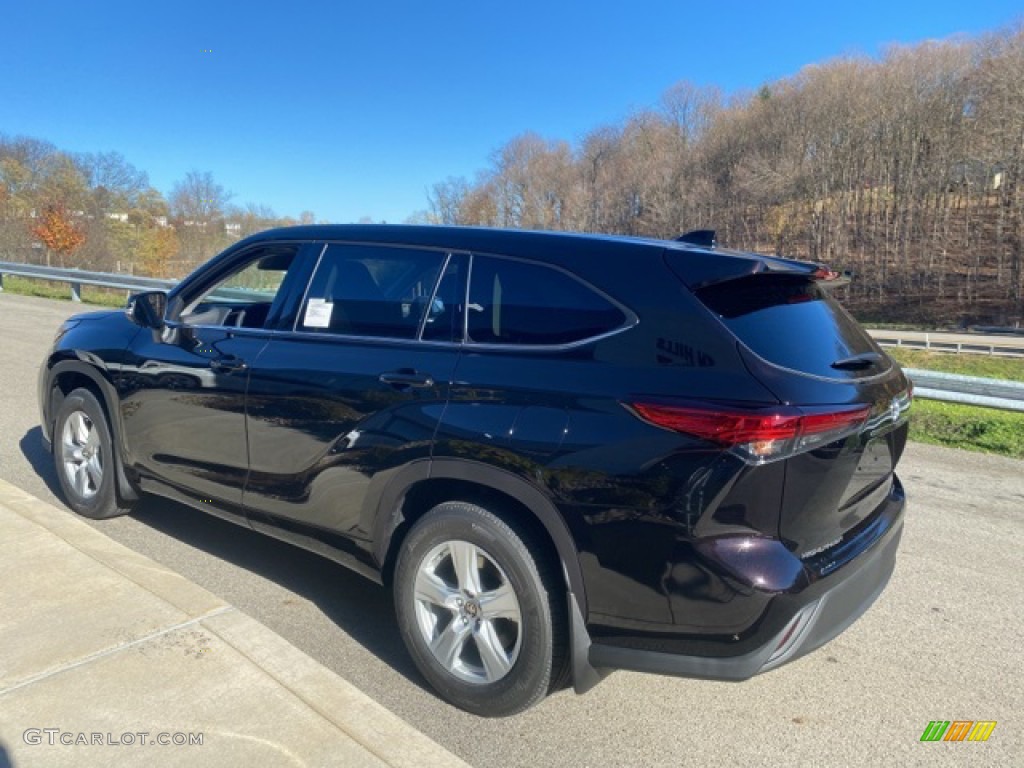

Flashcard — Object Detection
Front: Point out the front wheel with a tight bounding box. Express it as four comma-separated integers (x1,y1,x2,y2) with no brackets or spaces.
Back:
394,502,567,716
53,388,133,520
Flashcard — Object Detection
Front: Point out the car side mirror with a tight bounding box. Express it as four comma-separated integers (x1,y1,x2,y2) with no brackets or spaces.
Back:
127,290,167,329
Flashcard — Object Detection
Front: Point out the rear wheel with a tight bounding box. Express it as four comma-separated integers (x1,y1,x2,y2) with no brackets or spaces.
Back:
53,388,133,520
394,501,567,716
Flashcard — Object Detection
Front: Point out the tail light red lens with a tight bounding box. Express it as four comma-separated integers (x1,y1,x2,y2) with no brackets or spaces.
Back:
628,402,871,464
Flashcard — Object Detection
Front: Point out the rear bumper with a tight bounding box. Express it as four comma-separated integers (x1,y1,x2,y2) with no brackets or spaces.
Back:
587,477,905,681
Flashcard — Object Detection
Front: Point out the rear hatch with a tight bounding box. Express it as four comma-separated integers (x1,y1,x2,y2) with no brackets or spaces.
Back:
666,248,911,557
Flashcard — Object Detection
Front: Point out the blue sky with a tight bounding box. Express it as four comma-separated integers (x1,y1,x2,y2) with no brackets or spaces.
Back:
1,1,1020,223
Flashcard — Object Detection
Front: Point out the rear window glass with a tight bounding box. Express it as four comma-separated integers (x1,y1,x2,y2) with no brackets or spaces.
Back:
696,275,882,377
467,255,626,346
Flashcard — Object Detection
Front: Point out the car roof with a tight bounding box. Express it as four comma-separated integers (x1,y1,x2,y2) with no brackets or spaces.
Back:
232,224,824,291
242,224,676,268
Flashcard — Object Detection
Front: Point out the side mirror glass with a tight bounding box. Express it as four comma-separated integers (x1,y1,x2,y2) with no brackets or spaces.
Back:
127,291,167,329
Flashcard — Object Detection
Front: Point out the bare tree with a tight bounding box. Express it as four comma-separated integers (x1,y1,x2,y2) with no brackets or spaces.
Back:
428,177,470,224
169,170,233,263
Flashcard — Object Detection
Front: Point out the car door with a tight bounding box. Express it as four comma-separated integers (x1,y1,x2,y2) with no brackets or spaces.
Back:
241,243,466,557
117,243,312,511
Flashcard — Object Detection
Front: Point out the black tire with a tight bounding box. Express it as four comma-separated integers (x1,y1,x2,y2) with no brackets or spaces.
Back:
394,501,567,717
53,388,134,520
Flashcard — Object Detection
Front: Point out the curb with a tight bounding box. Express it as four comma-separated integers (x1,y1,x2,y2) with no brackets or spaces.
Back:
0,478,469,768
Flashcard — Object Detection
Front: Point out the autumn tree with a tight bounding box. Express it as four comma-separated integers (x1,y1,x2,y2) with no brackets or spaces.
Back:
1,138,90,263
135,225,180,277
32,204,85,266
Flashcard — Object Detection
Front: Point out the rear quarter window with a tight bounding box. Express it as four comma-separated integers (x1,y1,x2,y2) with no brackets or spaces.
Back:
467,255,627,346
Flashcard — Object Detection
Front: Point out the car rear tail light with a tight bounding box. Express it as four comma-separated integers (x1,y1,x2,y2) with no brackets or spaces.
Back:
627,401,871,464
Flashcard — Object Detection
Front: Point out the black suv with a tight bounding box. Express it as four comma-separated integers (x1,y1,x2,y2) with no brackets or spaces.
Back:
38,225,910,716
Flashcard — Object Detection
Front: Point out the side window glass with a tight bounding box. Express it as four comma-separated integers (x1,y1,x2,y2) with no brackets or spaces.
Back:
298,244,446,338
421,253,468,342
466,255,626,345
179,246,297,329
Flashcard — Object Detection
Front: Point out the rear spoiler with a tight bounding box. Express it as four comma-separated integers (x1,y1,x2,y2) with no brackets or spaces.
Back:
667,231,851,290
675,229,717,248
810,266,851,287
759,256,851,288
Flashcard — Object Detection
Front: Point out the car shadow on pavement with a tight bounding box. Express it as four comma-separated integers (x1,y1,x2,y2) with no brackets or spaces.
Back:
18,427,427,693
130,497,426,688
19,427,64,500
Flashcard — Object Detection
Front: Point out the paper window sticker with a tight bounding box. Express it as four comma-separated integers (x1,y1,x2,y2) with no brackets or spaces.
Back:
303,298,333,328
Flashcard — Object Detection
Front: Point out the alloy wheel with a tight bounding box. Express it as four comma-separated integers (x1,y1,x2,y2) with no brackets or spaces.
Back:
61,410,103,501
413,539,523,684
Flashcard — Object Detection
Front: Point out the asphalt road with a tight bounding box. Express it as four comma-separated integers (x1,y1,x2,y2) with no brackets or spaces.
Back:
2,291,1021,767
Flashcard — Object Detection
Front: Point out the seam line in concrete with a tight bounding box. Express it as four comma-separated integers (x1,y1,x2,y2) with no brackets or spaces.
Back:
200,619,397,767
0,605,235,698
1,484,225,619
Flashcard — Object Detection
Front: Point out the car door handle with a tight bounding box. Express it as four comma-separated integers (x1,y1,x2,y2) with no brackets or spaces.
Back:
210,355,248,373
379,370,434,389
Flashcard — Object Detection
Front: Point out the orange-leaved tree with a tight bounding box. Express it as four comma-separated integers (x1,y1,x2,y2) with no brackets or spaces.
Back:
136,225,180,277
31,204,85,266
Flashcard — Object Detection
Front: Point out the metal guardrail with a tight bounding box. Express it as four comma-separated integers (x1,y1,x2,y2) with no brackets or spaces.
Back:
904,368,1024,412
868,329,1024,358
0,261,177,301
0,261,279,305
868,330,1024,408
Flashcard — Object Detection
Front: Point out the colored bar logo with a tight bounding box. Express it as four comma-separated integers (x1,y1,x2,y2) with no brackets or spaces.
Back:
920,721,997,742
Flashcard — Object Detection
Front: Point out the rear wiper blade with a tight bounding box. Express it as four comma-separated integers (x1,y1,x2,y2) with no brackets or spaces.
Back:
831,352,883,371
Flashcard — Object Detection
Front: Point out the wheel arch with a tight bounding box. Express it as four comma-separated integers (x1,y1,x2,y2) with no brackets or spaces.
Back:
373,458,588,617
47,360,140,501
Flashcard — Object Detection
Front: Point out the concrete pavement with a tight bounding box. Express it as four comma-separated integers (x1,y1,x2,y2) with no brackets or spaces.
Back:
0,478,469,768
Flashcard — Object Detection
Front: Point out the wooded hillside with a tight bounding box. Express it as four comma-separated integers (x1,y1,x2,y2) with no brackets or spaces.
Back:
426,26,1024,325
0,153,318,277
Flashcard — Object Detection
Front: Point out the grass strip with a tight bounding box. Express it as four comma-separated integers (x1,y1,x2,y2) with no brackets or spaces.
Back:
1,275,127,308
908,399,1024,459
888,347,1024,382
